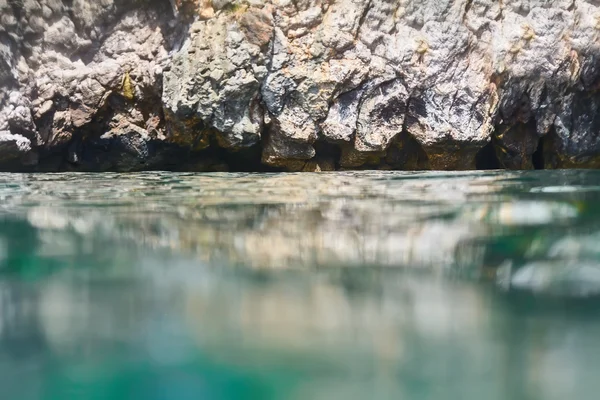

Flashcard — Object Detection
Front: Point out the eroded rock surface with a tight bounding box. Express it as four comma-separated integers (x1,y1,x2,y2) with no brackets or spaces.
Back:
1,0,600,171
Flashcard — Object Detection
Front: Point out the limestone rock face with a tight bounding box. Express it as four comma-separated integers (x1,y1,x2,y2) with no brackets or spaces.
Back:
0,0,184,171
1,0,600,171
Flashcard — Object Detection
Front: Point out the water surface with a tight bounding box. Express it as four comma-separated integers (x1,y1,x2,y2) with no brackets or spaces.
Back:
1,170,600,399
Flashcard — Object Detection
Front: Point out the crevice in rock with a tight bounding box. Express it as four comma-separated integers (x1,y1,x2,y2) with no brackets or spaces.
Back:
313,140,342,170
396,97,431,170
475,139,501,170
491,119,540,170
167,132,281,173
7,0,23,19
495,0,504,21
385,132,429,170
463,0,473,22
540,127,561,169
355,0,373,40
217,144,278,172
532,135,545,170
415,141,430,170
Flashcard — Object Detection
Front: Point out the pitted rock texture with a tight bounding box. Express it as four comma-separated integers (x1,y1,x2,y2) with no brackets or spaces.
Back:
1,0,600,171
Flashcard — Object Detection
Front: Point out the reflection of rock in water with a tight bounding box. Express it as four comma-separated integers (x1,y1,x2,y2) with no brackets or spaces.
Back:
193,272,491,351
1,172,600,399
0,218,50,400
0,218,40,273
19,199,585,286
0,282,48,359
0,241,600,399
0,282,50,399
8,171,598,291
498,260,600,296
37,278,154,357
179,268,600,399
0,263,589,400
22,202,487,271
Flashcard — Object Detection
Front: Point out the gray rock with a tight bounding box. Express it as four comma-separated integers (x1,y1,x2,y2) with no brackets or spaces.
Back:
0,131,32,164
549,92,600,168
356,79,408,152
1,0,600,171
162,13,265,150
321,88,364,144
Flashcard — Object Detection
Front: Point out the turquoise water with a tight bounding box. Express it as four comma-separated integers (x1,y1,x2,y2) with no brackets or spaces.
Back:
1,170,600,399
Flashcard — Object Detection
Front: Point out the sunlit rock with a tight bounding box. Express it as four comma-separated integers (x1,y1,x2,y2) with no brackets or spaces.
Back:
1,1,599,170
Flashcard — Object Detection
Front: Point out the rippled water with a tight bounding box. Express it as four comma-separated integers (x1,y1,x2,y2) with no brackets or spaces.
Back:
1,170,600,399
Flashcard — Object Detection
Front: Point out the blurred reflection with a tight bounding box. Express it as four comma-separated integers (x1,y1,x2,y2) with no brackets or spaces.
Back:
0,171,599,399
3,171,600,280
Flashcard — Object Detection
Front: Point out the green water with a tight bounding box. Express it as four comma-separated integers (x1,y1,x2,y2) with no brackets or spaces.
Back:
1,170,600,399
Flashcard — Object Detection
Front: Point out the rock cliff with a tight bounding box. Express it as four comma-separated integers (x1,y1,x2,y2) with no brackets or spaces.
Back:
1,0,599,171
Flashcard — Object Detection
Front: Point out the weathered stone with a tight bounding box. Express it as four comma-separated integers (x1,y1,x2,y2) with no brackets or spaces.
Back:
493,123,541,170
355,80,408,152
239,8,274,48
0,131,32,163
385,134,429,170
321,88,364,143
1,0,600,171
163,13,264,151
340,145,384,169
547,93,600,168
262,121,317,169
